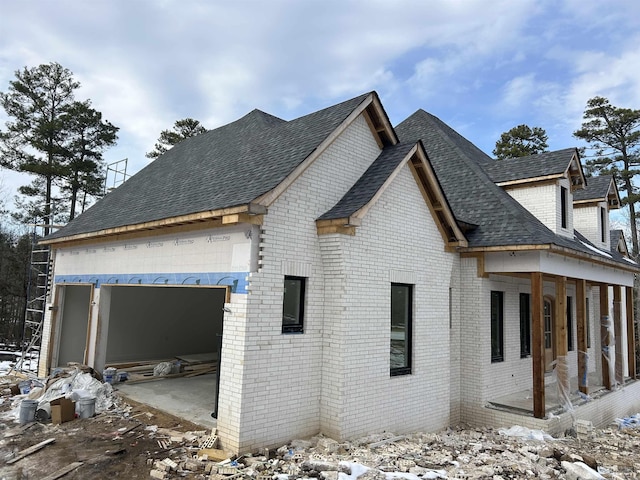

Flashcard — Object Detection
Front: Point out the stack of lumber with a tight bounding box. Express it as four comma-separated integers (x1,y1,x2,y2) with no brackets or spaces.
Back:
105,353,217,384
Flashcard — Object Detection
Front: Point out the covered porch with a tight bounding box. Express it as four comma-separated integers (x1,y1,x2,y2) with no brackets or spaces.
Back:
527,274,636,419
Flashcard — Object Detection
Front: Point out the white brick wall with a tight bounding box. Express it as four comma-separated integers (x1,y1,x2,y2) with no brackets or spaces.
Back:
574,201,610,251
506,178,573,238
221,114,384,451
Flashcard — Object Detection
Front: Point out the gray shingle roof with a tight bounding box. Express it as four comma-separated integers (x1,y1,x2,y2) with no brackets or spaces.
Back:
394,110,636,268
483,148,577,183
47,93,371,240
318,143,416,220
395,110,560,247
573,175,613,202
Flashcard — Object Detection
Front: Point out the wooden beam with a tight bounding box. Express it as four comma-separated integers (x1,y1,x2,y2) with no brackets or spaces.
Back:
613,285,624,386
600,284,613,389
221,213,263,225
362,109,384,149
40,204,263,246
626,286,636,379
576,279,588,394
316,225,356,236
531,272,545,418
555,276,568,358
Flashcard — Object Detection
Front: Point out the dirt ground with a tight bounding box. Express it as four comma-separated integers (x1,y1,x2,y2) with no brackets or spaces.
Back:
0,393,207,480
2,377,640,479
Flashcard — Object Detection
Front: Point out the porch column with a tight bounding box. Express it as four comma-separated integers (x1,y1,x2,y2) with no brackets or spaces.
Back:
613,285,624,386
626,286,636,379
554,277,570,407
599,284,613,390
531,272,545,418
576,279,588,394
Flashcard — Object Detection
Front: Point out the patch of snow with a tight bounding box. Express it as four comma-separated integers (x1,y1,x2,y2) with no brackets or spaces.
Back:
579,241,612,258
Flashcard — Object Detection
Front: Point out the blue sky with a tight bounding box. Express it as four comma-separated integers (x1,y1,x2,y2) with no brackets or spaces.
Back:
1,0,639,217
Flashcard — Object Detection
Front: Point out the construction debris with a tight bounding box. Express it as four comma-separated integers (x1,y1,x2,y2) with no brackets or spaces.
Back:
2,370,640,478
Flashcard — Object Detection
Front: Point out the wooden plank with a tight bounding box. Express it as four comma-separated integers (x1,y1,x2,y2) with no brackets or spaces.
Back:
600,284,612,390
197,448,228,461
41,461,83,480
531,272,545,418
6,438,56,464
613,285,624,386
175,352,217,364
627,286,636,379
576,279,589,394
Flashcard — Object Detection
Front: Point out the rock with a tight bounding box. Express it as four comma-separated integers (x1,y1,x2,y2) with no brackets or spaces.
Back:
561,461,605,480
301,460,341,472
582,454,598,471
538,447,554,458
356,469,386,480
560,453,584,463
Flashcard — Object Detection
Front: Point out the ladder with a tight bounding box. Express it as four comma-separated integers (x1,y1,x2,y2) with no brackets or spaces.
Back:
12,228,54,374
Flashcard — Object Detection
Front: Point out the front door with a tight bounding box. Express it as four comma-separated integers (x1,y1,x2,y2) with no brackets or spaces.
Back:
544,298,555,372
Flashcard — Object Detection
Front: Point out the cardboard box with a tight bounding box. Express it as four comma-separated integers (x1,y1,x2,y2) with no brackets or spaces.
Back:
50,397,75,424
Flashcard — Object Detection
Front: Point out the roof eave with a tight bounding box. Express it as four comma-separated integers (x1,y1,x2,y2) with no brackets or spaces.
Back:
40,203,266,247
458,243,640,273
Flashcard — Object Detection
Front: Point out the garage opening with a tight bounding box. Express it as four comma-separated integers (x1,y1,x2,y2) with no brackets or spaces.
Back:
51,284,93,367
99,285,227,428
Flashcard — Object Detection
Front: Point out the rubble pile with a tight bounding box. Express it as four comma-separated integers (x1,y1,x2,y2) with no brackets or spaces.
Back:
141,424,640,479
2,370,640,479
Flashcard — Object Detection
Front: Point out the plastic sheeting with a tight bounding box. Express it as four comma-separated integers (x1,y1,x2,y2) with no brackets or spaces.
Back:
554,355,574,416
601,315,616,388
497,425,554,442
3,367,114,422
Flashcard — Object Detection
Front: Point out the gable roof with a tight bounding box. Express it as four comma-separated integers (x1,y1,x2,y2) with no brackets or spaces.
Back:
482,148,585,188
44,92,396,244
573,175,620,209
394,110,637,270
317,141,466,246
395,110,559,247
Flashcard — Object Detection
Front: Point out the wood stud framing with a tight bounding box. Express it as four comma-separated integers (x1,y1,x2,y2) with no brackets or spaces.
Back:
613,285,624,386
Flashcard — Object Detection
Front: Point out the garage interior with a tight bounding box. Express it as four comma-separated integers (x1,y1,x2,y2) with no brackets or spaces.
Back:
53,283,226,428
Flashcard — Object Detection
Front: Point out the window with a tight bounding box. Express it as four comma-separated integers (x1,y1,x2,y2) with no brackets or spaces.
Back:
391,283,412,376
491,291,504,363
600,207,607,243
282,276,305,333
561,186,568,229
586,297,591,348
567,296,574,351
520,293,531,358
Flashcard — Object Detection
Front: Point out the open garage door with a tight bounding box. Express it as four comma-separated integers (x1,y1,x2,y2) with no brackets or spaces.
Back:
102,285,226,364
99,285,227,425
51,284,93,367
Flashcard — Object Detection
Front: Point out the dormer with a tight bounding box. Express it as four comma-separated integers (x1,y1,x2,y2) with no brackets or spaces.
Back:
482,148,586,238
610,229,630,257
573,175,620,250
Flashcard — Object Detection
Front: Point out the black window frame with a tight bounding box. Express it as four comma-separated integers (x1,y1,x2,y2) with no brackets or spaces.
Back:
567,296,574,351
282,275,306,334
390,283,412,376
600,207,607,243
520,293,531,358
491,291,504,363
561,186,568,229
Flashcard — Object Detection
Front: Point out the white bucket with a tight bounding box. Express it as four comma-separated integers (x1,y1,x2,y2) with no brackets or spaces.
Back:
78,397,96,419
19,399,38,424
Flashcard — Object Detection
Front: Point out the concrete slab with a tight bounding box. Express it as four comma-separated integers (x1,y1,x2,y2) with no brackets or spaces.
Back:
116,374,217,429
487,372,606,415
